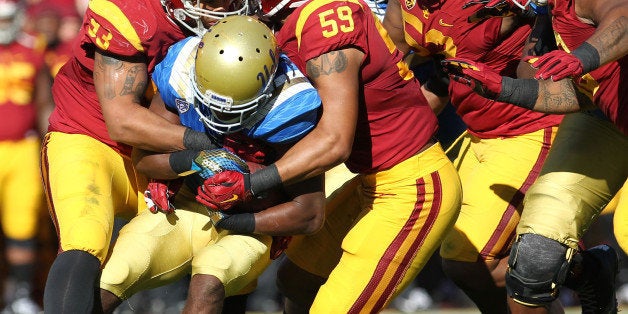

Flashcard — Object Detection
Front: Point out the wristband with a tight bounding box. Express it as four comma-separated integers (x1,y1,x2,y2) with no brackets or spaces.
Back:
183,128,218,151
215,213,256,233
497,77,539,110
572,42,600,74
250,164,282,196
169,150,200,176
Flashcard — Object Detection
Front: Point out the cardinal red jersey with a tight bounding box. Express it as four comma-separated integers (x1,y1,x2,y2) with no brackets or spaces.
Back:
400,0,563,137
275,0,438,173
45,38,75,78
549,0,627,136
0,33,46,141
48,0,187,156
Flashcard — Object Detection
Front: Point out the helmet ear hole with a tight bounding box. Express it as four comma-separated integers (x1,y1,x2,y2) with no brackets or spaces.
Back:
192,15,279,135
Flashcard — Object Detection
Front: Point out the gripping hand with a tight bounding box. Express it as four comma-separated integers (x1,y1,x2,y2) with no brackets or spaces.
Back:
524,50,583,81
441,58,503,100
223,132,271,164
144,179,183,214
196,170,253,211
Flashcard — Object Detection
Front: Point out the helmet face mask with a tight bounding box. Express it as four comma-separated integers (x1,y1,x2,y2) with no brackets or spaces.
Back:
192,15,279,135
162,0,259,35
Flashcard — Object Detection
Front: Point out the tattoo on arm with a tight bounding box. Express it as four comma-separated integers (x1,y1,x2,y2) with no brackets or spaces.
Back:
306,51,348,79
96,54,147,102
588,16,627,64
537,80,583,113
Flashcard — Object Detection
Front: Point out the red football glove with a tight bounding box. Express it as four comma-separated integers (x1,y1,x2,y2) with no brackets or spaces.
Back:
270,236,292,260
196,170,253,211
524,50,584,81
144,179,183,214
223,132,271,164
441,58,503,100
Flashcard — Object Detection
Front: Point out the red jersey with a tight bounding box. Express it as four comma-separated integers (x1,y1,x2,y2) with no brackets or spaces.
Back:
0,33,46,141
400,0,563,137
549,0,627,136
45,38,75,78
48,0,187,156
276,0,438,173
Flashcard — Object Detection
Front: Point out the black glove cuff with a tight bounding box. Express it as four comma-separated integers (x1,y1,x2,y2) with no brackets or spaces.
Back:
424,75,450,97
169,150,199,175
572,42,600,74
215,213,255,233
497,77,539,110
249,164,281,196
183,128,218,151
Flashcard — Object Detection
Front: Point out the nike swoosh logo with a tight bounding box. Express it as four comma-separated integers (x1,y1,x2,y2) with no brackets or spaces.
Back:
220,194,239,203
439,19,454,27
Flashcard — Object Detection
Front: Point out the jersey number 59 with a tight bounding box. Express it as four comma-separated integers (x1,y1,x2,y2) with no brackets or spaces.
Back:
319,6,355,38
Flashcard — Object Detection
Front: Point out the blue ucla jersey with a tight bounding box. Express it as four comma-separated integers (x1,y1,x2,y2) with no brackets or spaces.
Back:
153,36,321,144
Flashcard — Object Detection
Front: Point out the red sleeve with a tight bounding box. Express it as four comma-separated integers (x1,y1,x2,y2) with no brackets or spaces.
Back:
80,0,158,58
296,1,369,63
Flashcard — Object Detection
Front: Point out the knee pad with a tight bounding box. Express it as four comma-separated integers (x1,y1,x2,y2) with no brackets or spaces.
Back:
505,234,576,306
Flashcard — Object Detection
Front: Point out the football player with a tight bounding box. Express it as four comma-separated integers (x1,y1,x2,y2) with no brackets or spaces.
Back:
381,0,563,312
0,0,53,312
97,16,325,314
440,0,627,312
39,0,258,312
197,0,464,312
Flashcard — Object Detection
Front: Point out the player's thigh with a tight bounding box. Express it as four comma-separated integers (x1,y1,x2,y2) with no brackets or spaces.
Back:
0,137,44,240
100,201,216,299
42,132,141,261
312,143,462,312
519,112,628,249
441,127,556,262
284,175,363,279
192,233,272,297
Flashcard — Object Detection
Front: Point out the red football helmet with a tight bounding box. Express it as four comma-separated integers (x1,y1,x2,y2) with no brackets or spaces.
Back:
260,0,305,18
161,0,259,35
0,0,24,45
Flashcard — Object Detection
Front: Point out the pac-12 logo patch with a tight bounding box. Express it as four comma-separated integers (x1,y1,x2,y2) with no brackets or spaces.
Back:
175,98,190,113
405,0,416,10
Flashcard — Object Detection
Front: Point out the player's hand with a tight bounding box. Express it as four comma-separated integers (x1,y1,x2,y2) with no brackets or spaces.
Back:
223,132,271,164
465,0,519,23
270,236,292,260
196,170,253,211
144,179,182,214
524,50,584,81
191,148,250,179
441,58,503,99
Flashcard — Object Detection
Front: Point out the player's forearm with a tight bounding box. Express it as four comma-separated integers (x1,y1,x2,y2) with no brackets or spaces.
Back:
499,77,585,113
131,149,180,179
253,196,325,236
587,15,628,66
273,125,351,187
382,0,411,56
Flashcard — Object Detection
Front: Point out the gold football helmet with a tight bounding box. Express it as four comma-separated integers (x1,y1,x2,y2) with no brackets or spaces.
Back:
192,15,278,134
